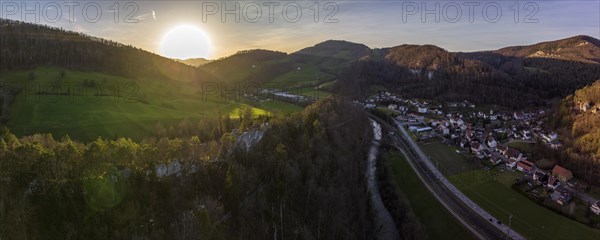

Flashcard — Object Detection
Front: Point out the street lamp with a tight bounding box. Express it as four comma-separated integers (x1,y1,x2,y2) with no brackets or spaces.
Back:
506,214,513,239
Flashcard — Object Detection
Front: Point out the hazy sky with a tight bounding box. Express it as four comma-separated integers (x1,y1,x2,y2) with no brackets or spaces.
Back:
2,0,599,59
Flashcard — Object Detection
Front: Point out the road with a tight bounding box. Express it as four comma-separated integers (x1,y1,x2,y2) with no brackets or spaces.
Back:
369,114,526,240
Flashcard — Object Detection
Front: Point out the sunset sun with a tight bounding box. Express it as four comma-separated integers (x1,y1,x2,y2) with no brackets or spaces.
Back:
160,25,211,59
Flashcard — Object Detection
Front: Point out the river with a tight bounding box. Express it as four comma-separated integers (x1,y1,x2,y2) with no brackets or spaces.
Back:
367,120,400,240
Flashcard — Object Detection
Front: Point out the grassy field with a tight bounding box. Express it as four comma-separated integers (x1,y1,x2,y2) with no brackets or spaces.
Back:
317,80,337,89
266,65,335,89
0,67,276,141
256,99,304,114
293,86,331,99
508,141,535,154
449,169,600,240
422,142,600,239
375,107,399,116
387,152,474,240
421,142,477,176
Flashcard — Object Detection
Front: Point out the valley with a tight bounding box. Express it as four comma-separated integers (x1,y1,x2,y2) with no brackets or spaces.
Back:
1,16,600,240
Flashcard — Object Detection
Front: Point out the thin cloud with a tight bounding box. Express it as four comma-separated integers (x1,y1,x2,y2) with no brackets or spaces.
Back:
136,11,158,21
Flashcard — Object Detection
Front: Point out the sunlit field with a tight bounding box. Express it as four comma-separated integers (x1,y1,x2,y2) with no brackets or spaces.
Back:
1,67,272,141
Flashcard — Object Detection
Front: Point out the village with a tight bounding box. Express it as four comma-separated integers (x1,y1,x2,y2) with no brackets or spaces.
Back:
364,91,600,219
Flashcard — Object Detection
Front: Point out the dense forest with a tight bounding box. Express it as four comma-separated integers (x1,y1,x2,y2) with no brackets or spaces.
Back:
0,19,211,83
337,36,600,108
335,53,532,107
0,97,386,239
550,80,600,186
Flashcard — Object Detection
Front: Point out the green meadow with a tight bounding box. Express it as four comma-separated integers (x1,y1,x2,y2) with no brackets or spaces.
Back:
266,64,336,89
387,152,474,240
420,142,600,240
449,169,600,240
421,142,476,176
0,67,304,141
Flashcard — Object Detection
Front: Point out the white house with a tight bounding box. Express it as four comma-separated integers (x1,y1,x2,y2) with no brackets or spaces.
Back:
450,117,464,127
437,125,450,135
486,139,498,148
549,140,563,149
542,132,559,143
418,105,428,113
591,201,600,215
513,112,524,120
505,158,518,169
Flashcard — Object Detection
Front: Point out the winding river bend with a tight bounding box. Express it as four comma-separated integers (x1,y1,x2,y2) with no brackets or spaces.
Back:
367,120,400,240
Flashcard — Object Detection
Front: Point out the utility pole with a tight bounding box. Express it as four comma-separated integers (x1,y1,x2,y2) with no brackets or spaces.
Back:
435,160,440,180
506,214,513,239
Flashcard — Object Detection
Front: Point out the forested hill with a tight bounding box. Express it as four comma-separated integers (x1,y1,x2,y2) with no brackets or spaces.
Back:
197,40,373,85
459,35,600,99
178,58,212,67
199,49,292,84
336,44,529,106
337,36,600,107
0,97,385,239
291,40,372,74
493,35,600,64
0,19,211,83
551,80,600,185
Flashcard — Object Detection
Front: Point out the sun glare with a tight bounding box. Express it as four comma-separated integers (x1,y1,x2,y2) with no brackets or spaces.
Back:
160,25,211,60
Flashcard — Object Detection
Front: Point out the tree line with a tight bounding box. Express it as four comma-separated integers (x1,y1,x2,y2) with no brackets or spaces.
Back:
0,97,412,239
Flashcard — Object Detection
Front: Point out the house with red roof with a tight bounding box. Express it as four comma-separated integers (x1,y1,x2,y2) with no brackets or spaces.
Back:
552,165,573,182
516,160,535,173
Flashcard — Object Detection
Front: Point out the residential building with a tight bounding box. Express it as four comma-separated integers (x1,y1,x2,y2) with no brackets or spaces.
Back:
516,160,534,173
486,138,498,148
591,201,600,215
470,141,483,153
551,187,573,205
533,171,548,184
547,176,560,189
552,165,573,182
549,140,563,149
505,158,518,169
505,148,522,161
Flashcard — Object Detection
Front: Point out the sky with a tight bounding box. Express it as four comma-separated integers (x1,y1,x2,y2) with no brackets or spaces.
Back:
2,0,599,59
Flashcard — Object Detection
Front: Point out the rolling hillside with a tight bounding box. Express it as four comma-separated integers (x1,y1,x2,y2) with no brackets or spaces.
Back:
291,40,372,74
178,57,212,67
0,20,287,141
337,36,600,107
0,67,271,141
494,35,600,64
2,18,600,139
199,49,293,84
0,19,212,83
